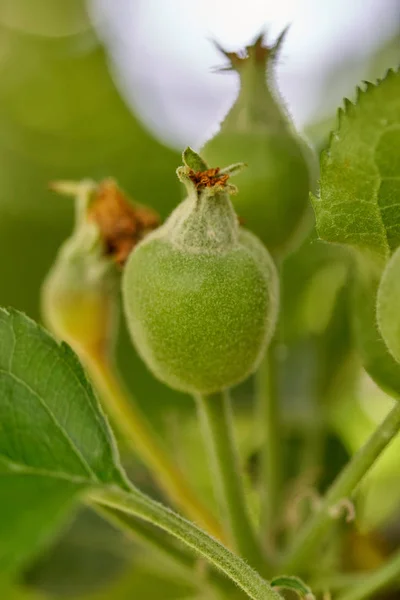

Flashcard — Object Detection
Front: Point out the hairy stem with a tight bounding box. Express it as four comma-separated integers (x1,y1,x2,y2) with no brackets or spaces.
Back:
256,342,281,552
196,391,267,575
93,504,237,598
85,351,224,541
280,400,400,573
337,548,400,600
90,486,282,600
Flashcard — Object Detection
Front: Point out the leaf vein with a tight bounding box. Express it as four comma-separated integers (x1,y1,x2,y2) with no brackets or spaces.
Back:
0,456,91,485
0,368,99,482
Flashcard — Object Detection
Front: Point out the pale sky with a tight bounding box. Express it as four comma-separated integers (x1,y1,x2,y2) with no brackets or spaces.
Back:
90,0,400,147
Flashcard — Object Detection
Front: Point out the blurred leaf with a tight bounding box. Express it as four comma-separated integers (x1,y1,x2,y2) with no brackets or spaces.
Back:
300,261,347,336
0,16,180,215
312,69,400,264
352,258,400,399
377,246,400,365
281,232,349,342
279,233,354,418
24,509,132,597
318,432,350,493
0,473,79,578
0,6,185,425
344,529,388,573
0,577,46,600
0,308,127,574
314,283,355,403
83,564,195,600
0,0,89,37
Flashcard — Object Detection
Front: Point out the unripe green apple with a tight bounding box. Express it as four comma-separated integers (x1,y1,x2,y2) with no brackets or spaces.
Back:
123,149,279,395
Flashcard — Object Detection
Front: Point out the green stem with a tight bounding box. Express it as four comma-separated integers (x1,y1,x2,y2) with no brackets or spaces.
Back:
256,343,281,552
90,486,282,600
280,400,400,573
92,504,236,599
85,351,224,542
337,549,400,600
196,391,267,575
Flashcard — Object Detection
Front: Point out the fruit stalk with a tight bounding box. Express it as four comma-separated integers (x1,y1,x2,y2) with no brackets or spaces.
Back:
93,504,237,597
196,390,268,575
256,340,282,553
91,485,282,600
85,350,225,541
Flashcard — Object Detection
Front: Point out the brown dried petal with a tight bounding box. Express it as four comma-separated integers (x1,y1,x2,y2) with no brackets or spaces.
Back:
88,179,160,266
188,167,229,190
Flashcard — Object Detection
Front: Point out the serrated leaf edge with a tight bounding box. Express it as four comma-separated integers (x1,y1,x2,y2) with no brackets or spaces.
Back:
0,307,130,490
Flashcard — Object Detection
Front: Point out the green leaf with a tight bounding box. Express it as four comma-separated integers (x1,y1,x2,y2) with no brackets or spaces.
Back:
182,147,209,172
377,246,400,365
0,472,80,577
312,69,400,263
281,232,350,341
0,308,126,485
300,260,348,335
0,309,282,600
271,575,315,599
311,70,400,397
0,308,127,573
352,258,400,399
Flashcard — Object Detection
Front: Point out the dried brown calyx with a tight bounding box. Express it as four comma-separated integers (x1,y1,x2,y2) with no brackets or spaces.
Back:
49,178,160,267
187,167,229,190
177,148,245,199
88,179,160,266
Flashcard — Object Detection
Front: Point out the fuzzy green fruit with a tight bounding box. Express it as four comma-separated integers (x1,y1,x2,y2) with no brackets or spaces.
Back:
123,149,279,395
42,179,159,359
202,33,316,257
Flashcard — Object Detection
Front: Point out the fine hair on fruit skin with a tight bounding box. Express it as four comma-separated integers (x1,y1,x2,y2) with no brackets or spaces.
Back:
122,148,279,395
202,32,317,258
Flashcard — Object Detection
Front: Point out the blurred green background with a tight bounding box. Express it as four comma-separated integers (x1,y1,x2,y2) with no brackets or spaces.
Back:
0,0,399,598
